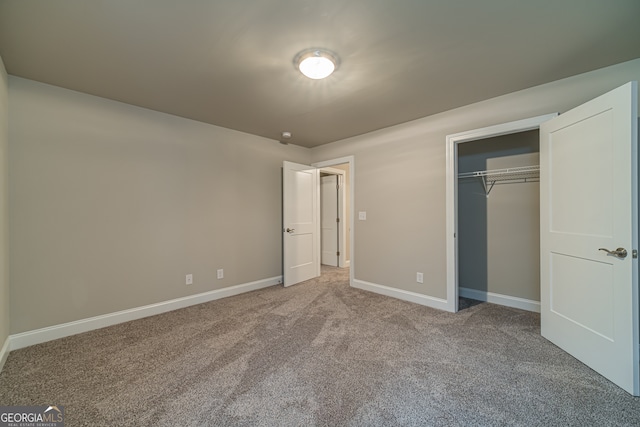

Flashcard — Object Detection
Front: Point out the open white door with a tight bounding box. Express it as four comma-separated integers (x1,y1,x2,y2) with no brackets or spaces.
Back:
540,82,639,395
321,174,339,267
283,161,320,287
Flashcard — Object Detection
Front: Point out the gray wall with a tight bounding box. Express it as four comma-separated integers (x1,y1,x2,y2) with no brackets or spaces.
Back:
0,56,8,349
458,131,539,301
311,58,640,301
8,77,310,334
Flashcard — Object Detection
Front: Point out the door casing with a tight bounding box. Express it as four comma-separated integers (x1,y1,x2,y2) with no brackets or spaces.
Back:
313,156,355,286
445,114,558,312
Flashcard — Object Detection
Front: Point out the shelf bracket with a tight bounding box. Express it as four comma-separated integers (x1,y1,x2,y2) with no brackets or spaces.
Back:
480,177,496,197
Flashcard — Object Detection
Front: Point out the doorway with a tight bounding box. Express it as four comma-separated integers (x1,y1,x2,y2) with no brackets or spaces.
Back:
320,166,350,268
314,157,354,283
445,114,557,313
283,156,354,287
457,130,540,312
321,172,339,267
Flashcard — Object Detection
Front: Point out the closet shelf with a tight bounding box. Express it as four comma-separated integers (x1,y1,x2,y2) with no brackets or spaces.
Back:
458,165,539,197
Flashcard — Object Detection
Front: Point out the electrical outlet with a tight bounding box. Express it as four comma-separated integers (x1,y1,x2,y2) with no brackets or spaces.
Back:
358,211,367,220
416,272,424,284
186,274,193,285
217,269,224,279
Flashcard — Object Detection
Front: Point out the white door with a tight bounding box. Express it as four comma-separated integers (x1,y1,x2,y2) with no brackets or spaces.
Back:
321,175,339,266
540,81,638,395
283,161,320,287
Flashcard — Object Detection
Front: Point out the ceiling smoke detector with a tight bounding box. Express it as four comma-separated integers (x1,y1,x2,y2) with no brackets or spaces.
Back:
279,131,292,145
294,49,339,80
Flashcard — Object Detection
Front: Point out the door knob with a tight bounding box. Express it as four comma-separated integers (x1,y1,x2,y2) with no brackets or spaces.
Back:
286,228,295,233
599,247,628,259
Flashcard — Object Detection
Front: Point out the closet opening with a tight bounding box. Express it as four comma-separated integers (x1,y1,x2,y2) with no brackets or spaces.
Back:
445,113,557,313
457,130,540,312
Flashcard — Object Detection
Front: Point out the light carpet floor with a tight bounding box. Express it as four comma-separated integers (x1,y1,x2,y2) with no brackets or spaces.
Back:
1,266,640,426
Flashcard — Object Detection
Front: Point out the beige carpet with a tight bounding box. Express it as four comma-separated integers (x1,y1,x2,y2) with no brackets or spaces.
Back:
1,266,639,426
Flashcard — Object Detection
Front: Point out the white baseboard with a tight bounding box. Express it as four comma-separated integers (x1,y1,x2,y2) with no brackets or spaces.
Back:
9,276,282,352
343,260,351,268
459,286,540,313
0,336,9,372
352,279,450,311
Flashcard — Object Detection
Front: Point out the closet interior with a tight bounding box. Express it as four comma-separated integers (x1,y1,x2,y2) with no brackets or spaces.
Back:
457,129,541,310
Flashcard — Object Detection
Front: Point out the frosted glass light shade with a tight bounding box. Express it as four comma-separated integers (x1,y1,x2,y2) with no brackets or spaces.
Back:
295,49,338,80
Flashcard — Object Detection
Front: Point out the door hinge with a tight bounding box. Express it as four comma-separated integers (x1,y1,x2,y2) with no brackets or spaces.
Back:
336,217,340,223
633,249,638,259
337,251,340,256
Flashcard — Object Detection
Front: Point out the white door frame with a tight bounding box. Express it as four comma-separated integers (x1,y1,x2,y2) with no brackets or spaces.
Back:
313,156,355,286
320,167,347,268
445,114,557,312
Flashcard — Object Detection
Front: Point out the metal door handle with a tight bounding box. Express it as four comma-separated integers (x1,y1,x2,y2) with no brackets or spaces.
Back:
599,247,628,259
286,228,295,233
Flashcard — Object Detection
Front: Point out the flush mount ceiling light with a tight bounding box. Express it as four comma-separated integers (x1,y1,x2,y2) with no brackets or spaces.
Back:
294,48,339,80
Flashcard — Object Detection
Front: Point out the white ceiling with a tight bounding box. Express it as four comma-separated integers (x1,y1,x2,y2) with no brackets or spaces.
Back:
1,0,639,148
